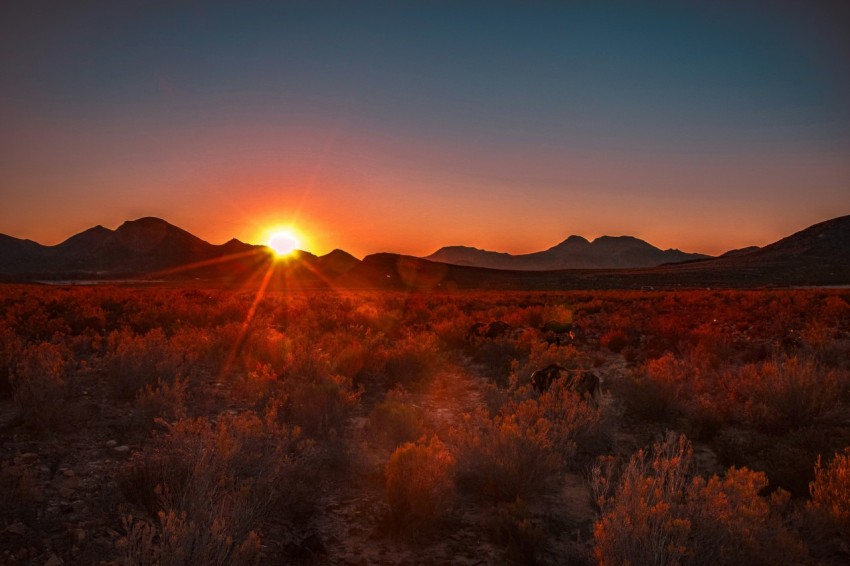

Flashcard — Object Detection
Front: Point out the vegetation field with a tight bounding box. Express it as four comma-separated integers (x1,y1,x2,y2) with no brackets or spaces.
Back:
1,284,849,564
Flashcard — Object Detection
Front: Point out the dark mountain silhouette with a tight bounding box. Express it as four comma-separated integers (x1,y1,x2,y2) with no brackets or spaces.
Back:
0,217,268,278
316,249,361,276
347,214,850,289
426,234,710,270
1,214,848,288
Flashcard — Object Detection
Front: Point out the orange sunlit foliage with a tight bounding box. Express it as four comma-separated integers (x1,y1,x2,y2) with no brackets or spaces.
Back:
0,285,848,562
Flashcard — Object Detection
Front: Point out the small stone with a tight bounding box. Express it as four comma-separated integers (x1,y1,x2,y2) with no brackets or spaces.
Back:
62,469,75,478
19,453,39,464
57,487,75,499
105,440,118,449
44,554,64,566
113,445,130,456
4,522,27,536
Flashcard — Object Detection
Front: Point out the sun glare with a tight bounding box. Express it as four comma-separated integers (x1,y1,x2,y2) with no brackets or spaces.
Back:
267,230,300,257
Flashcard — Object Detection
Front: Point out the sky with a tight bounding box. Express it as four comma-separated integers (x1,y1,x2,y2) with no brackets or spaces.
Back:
1,0,849,258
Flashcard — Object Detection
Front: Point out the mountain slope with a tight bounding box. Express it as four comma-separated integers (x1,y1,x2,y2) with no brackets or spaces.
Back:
0,217,266,276
426,234,709,270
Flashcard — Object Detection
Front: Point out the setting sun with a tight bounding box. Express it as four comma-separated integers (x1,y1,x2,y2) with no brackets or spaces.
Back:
267,230,300,257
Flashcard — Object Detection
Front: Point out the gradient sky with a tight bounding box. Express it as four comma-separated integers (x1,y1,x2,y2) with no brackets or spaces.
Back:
2,1,849,257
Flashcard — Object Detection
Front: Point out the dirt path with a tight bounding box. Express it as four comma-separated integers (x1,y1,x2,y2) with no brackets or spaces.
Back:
310,358,502,565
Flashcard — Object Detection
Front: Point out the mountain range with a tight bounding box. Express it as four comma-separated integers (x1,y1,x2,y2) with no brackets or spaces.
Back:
1,214,848,289
425,235,709,270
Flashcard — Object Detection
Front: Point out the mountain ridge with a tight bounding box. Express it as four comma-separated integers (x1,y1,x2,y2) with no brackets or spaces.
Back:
2,214,848,288
425,233,710,270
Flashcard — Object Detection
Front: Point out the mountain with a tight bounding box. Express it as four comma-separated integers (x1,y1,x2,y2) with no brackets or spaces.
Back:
0,217,268,278
1,214,847,288
0,217,372,286
425,234,710,270
316,249,361,276
348,214,850,289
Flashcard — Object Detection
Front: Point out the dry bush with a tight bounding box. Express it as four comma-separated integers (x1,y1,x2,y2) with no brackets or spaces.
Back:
132,377,188,433
600,329,629,353
592,433,808,566
0,453,45,527
103,328,185,401
488,498,546,563
451,407,560,502
432,310,475,349
365,330,442,388
232,363,279,407
744,356,844,434
120,511,261,566
385,436,455,530
615,352,692,423
0,325,21,398
119,410,314,550
451,380,604,502
808,447,850,540
509,339,584,390
11,341,72,431
368,386,426,449
283,372,361,438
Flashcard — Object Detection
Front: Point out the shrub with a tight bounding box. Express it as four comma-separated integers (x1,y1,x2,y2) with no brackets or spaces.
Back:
283,372,361,438
808,447,850,539
119,411,313,546
451,407,561,502
132,377,188,434
592,432,808,566
11,341,71,431
103,329,185,401
488,498,546,563
385,436,455,530
120,511,262,566
0,325,20,398
368,386,425,449
600,329,629,353
365,330,442,388
744,356,843,434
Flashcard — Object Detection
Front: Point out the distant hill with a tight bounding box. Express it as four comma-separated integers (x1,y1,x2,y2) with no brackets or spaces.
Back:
0,217,370,285
2,214,848,288
425,234,710,270
0,217,269,278
349,214,850,289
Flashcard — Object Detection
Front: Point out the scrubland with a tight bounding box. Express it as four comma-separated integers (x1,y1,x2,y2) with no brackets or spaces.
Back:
0,285,849,564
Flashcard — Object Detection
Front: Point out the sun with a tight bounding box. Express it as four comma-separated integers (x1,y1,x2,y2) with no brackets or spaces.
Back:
267,230,300,257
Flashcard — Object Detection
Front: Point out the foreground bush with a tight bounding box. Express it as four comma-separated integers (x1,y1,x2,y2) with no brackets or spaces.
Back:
103,328,185,401
368,386,425,449
11,341,71,431
385,436,455,530
119,411,313,562
808,447,850,540
452,381,602,502
592,433,808,565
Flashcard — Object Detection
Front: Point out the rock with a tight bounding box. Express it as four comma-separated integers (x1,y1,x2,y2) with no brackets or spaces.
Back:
112,445,130,456
44,554,64,566
62,469,75,478
105,440,118,449
19,453,39,464
57,486,76,499
4,522,27,536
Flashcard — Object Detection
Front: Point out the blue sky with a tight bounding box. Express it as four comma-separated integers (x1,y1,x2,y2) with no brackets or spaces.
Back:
2,1,848,255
